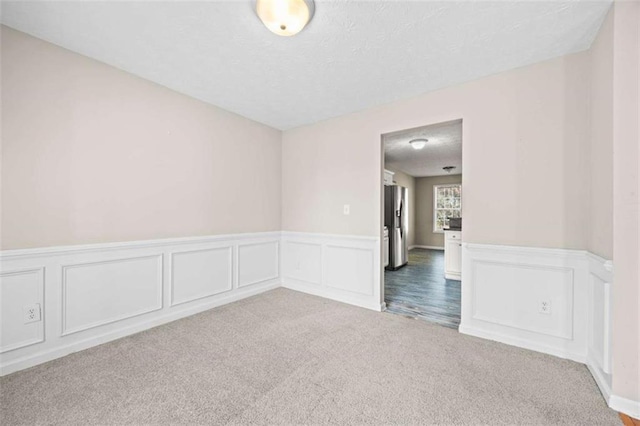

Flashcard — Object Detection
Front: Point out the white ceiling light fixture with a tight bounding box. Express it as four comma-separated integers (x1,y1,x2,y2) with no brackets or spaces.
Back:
410,138,428,150
256,0,315,36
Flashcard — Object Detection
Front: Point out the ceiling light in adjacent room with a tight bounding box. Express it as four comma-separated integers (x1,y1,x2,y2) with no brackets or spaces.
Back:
410,139,428,150
256,0,315,36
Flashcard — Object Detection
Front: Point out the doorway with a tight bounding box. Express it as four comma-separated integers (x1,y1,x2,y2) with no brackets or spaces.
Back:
381,119,463,329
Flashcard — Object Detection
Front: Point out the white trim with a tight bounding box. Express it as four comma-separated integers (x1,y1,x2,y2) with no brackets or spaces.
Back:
464,242,588,259
586,355,612,404
3,234,638,418
610,395,640,419
60,255,164,336
585,252,613,402
0,231,282,260
282,280,381,312
460,243,590,364
169,246,234,307
0,232,282,376
459,324,586,364
281,231,378,242
281,232,381,312
237,240,280,288
410,245,444,250
470,261,575,340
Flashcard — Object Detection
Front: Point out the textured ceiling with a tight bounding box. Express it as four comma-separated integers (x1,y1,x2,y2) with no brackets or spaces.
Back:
1,0,612,130
384,119,462,178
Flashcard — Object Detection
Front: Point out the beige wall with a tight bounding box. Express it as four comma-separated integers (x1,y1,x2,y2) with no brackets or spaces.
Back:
610,0,640,403
415,175,462,248
282,51,590,250
589,7,614,260
384,167,416,248
1,27,282,249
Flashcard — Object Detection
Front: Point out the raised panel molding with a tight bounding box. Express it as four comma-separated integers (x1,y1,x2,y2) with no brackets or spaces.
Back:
460,243,589,364
1,233,632,418
237,241,279,287
282,241,322,285
471,261,574,340
61,255,164,336
0,268,45,353
170,246,233,306
0,231,281,376
585,253,614,408
324,245,374,296
281,232,381,311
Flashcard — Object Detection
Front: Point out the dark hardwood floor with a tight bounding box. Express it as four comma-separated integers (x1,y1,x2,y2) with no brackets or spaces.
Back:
384,248,461,329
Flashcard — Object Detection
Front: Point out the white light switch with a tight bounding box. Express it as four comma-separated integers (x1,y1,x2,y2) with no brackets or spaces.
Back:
343,204,350,215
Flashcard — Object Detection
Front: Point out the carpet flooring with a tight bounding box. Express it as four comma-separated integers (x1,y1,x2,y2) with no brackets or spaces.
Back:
0,288,618,425
385,249,461,329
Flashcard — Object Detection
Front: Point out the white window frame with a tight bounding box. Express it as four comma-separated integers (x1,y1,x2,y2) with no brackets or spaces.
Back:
433,183,462,233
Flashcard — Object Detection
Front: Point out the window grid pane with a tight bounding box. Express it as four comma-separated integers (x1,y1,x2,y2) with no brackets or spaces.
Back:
434,184,461,232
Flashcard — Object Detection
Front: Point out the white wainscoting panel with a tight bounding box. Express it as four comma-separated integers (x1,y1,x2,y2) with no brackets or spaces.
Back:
2,233,634,415
0,232,281,376
0,268,45,353
282,241,322,285
460,243,589,363
62,255,163,336
281,232,381,311
170,247,233,306
325,245,373,296
586,253,613,405
472,261,574,339
238,241,279,287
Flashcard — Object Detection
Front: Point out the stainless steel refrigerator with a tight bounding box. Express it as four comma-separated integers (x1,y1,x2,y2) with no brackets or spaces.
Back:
384,185,408,270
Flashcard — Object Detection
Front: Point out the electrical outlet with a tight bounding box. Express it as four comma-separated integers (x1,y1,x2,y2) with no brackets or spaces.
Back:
23,303,41,324
539,300,551,315
343,204,350,215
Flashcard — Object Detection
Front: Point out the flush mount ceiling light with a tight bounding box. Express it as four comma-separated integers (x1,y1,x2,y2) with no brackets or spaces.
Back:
256,0,315,36
443,166,457,173
409,138,428,150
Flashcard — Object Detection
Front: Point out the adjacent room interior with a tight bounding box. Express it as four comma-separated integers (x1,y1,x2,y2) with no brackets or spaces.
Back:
382,120,463,329
1,0,639,424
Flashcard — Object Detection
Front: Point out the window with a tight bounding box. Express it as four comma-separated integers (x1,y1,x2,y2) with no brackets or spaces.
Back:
433,184,461,232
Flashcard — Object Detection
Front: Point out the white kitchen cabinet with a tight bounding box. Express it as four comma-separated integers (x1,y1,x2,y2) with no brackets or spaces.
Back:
383,169,395,186
444,230,462,280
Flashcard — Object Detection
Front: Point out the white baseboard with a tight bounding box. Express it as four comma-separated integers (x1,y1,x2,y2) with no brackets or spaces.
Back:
610,395,640,419
585,356,640,419
459,323,586,364
282,279,382,312
410,245,444,250
586,356,612,403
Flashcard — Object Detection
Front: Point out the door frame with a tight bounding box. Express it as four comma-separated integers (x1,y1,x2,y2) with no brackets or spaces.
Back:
378,118,464,322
